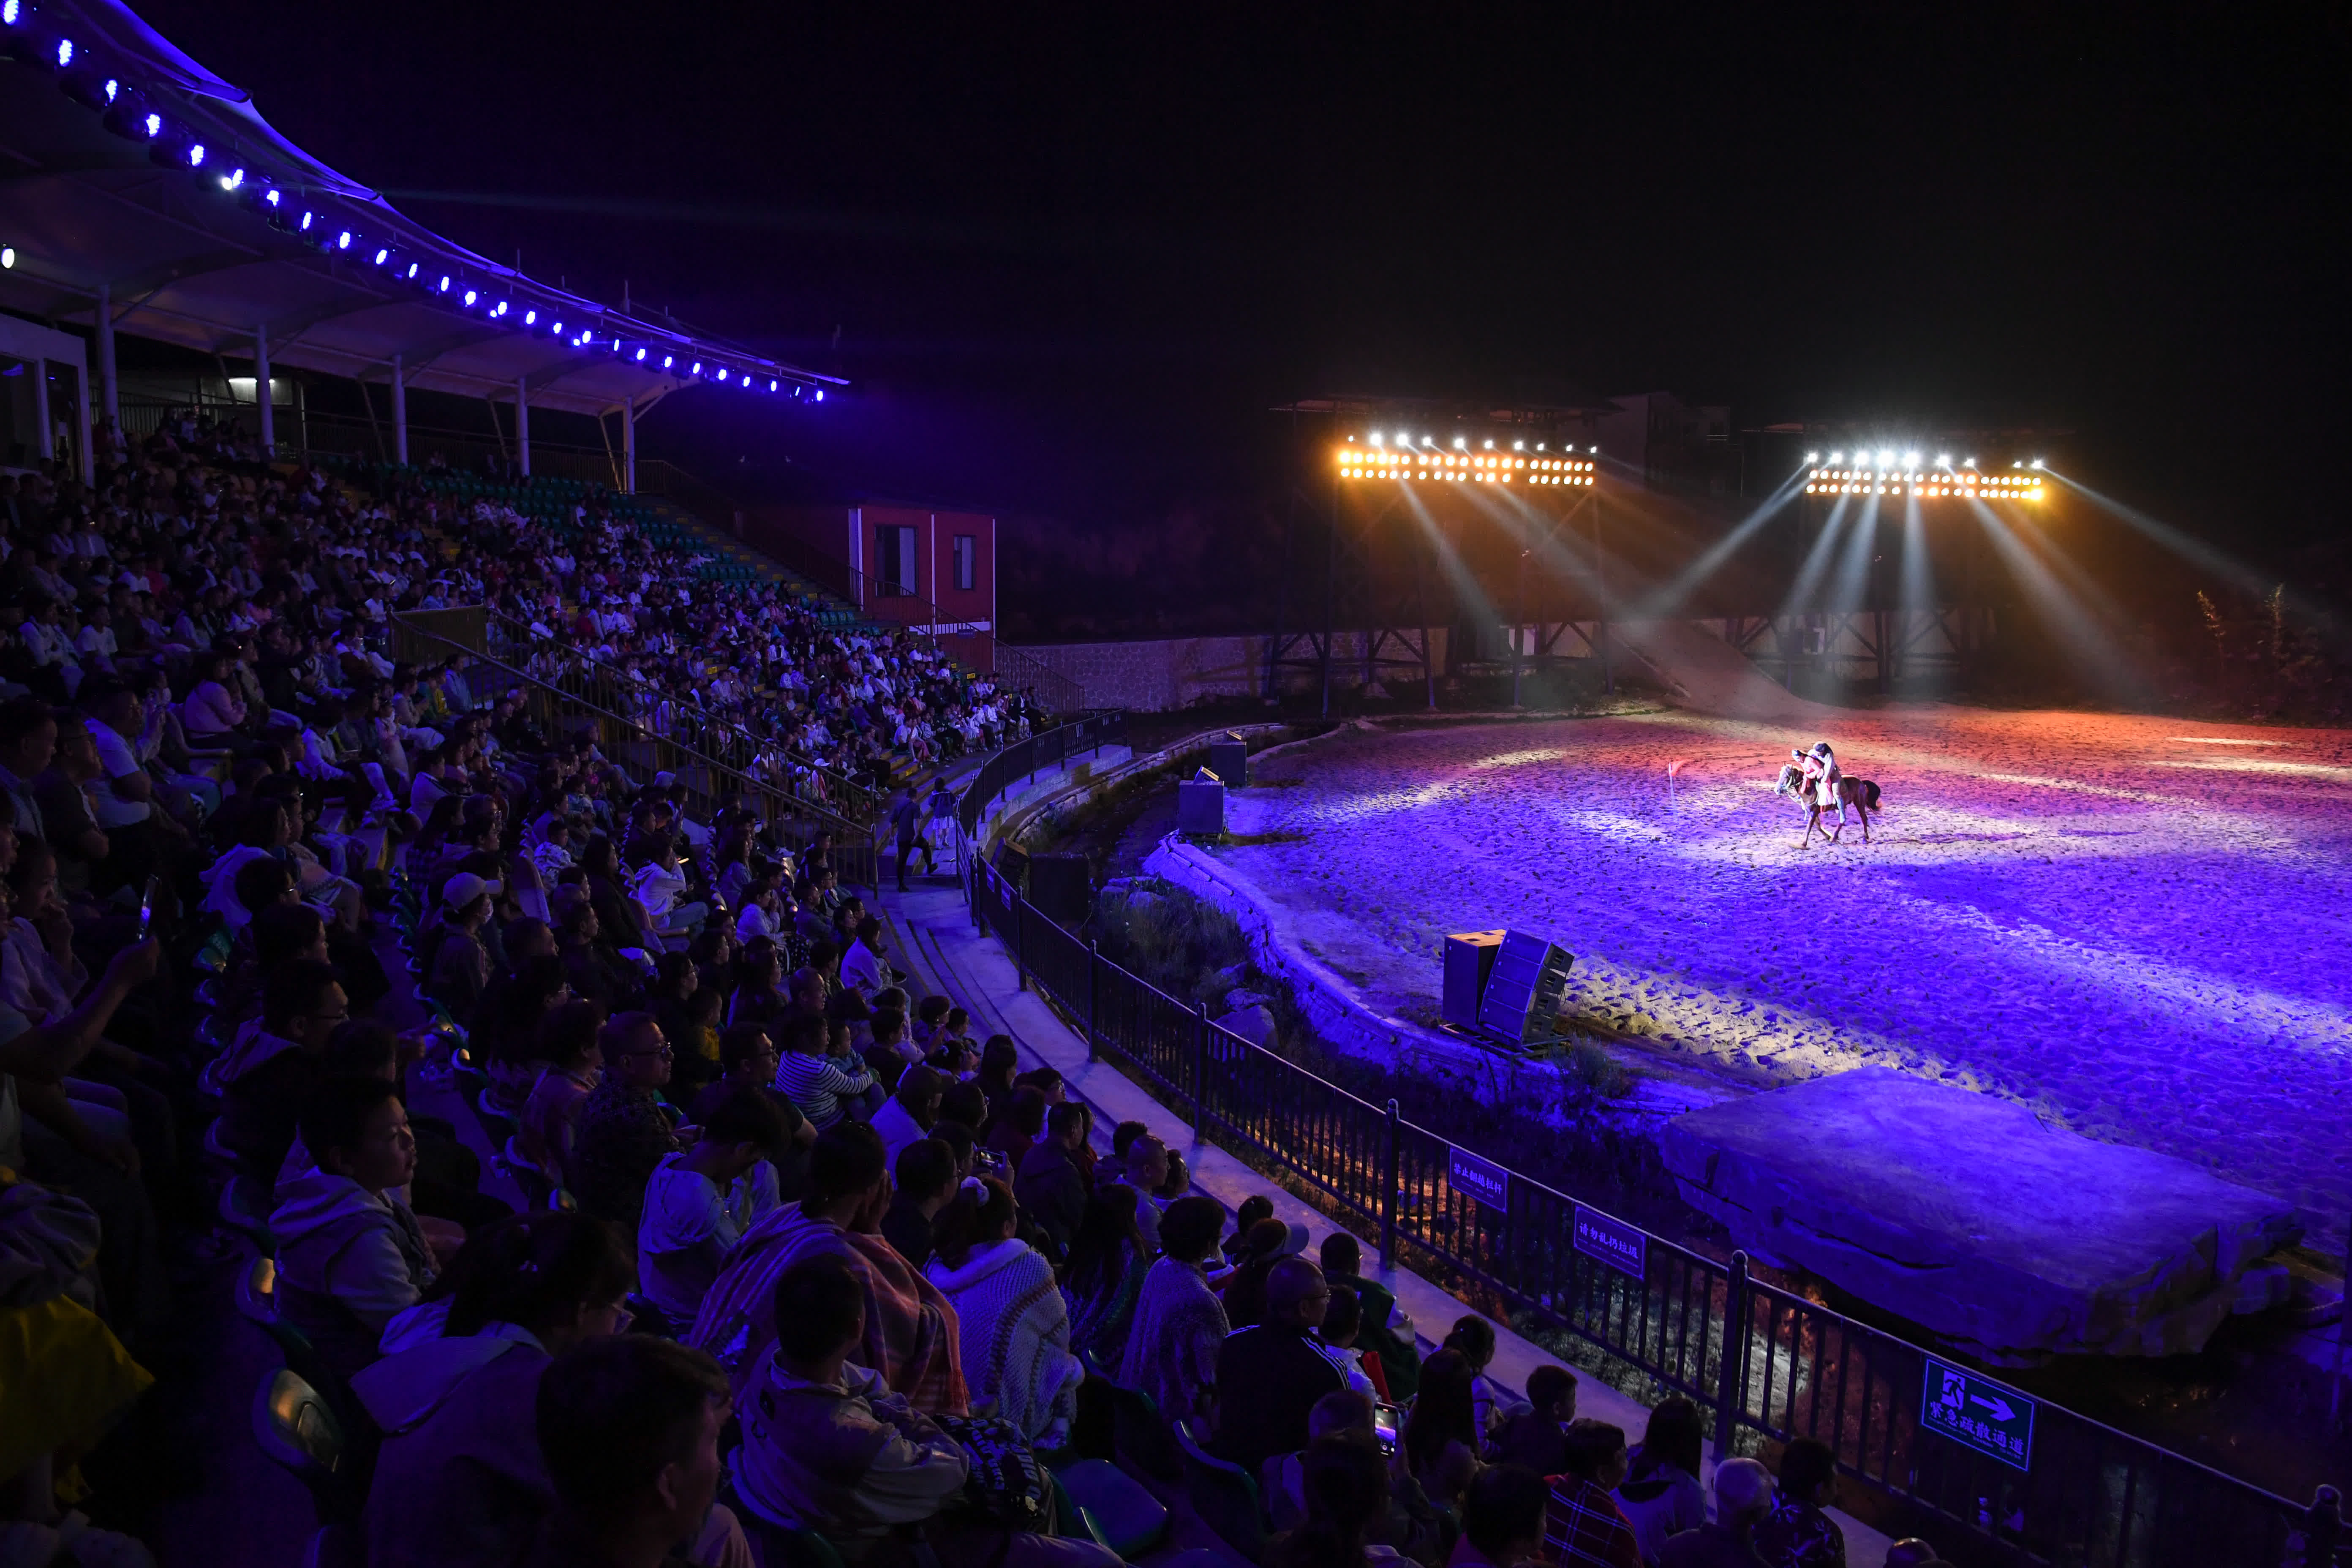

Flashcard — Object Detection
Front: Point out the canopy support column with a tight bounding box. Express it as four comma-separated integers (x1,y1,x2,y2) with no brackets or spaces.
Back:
392,354,408,466
515,377,530,478
254,326,274,455
622,396,637,494
95,283,117,425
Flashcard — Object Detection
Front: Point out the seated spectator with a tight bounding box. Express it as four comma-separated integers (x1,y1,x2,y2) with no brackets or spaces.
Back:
637,1083,789,1326
1264,1389,1378,1532
839,914,890,999
215,957,346,1185
1452,1464,1552,1568
882,1136,959,1269
1403,1350,1483,1513
690,1021,813,1198
1215,1256,1346,1475
935,1080,988,1140
925,1176,1082,1444
1266,1432,1391,1568
1223,1217,1310,1330
1488,1364,1577,1475
1447,1315,1530,1438
1118,1194,1227,1425
1751,1437,1846,1568
568,1012,684,1230
517,998,605,1178
1881,1542,1942,1568
1659,1458,1775,1568
773,1011,874,1132
870,1062,946,1163
1612,1396,1705,1562
982,1083,1047,1165
687,1121,966,1412
427,871,500,1021
1062,1183,1149,1366
975,1034,1019,1115
729,1255,1117,1568
0,1162,152,1553
1314,1286,1378,1398
1224,1194,1276,1263
524,1335,746,1568
270,1076,436,1377
1099,1122,1177,1250
1013,1100,1090,1259
911,993,952,1054
355,1211,636,1568
1542,1419,1641,1568
1320,1231,1420,1402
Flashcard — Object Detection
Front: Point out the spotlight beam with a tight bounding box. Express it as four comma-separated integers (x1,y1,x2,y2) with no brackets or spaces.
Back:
1967,498,2153,704
2047,468,2344,640
1630,466,1810,619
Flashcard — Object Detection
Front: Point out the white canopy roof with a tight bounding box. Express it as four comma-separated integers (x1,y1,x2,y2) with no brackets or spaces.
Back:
0,0,842,415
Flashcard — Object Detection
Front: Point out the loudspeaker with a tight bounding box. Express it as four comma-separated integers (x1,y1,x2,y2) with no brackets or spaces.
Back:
1476,930,1574,1047
1026,854,1092,930
1206,738,1249,788
1177,779,1226,835
1442,931,1507,1028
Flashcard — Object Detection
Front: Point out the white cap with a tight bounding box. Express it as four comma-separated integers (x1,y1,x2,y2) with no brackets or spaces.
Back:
441,871,503,911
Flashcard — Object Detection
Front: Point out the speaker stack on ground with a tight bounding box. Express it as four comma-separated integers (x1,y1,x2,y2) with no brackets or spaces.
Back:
1443,929,1574,1048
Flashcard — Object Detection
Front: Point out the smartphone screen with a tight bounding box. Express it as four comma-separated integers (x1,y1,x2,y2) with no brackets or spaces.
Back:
137,874,160,940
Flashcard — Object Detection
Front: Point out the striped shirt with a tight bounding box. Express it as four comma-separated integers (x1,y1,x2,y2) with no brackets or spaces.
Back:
773,1050,874,1130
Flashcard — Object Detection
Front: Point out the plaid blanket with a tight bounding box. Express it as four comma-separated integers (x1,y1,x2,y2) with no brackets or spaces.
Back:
687,1206,969,1414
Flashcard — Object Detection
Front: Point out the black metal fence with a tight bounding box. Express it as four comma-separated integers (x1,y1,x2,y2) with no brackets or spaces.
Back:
954,733,2337,1566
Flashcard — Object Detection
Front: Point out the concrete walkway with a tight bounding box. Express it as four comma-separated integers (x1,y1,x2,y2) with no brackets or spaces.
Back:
872,755,1896,1566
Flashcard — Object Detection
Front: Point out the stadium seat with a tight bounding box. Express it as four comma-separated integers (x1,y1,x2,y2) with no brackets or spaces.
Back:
219,1176,278,1256
252,1368,363,1527
1174,1418,1266,1563
1051,1458,1168,1557
1102,1377,1183,1480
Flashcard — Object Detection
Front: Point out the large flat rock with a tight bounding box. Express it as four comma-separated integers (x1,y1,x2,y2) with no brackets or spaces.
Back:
1661,1070,2301,1360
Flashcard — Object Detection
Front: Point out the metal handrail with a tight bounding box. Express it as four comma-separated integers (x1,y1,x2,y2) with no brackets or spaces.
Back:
463,602,888,825
950,730,2340,1566
390,612,871,840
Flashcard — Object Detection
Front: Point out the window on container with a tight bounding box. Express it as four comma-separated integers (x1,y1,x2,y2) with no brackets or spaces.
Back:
877,525,917,596
952,534,976,592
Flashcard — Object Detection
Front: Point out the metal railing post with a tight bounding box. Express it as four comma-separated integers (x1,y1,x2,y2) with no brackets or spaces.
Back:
1012,887,1027,991
1086,939,1100,1061
1715,1250,1751,1465
1381,1097,1401,1271
1191,1000,1209,1135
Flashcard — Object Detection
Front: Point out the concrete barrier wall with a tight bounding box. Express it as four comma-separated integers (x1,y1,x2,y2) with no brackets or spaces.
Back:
1016,629,1451,712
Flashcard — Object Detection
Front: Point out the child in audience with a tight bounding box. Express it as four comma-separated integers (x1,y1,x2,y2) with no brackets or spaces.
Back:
636,1084,789,1326
270,1077,436,1377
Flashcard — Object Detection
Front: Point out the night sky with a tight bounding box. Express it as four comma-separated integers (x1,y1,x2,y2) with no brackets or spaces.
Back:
135,3,2351,633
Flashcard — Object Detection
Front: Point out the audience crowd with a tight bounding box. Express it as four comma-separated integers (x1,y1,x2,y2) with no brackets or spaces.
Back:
0,424,1939,1568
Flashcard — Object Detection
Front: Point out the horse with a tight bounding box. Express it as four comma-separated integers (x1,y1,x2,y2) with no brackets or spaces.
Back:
1773,764,1884,847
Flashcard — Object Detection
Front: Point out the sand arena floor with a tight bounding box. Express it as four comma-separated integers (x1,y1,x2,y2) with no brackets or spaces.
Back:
1221,709,2352,1238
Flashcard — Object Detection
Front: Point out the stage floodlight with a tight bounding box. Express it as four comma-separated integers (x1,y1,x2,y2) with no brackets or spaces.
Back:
0,0,20,24
0,246,14,270
1805,463,2043,503
767,378,779,392
814,389,825,401
1904,450,1920,466
1936,453,1951,467
219,166,245,192
1828,451,1843,464
1805,451,1819,463
52,35,71,67
2031,458,2045,469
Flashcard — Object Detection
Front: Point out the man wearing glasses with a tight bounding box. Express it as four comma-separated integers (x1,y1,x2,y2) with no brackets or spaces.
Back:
572,1011,688,1229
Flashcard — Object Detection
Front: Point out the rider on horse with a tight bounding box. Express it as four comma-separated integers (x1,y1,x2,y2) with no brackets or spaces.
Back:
1792,742,1844,825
